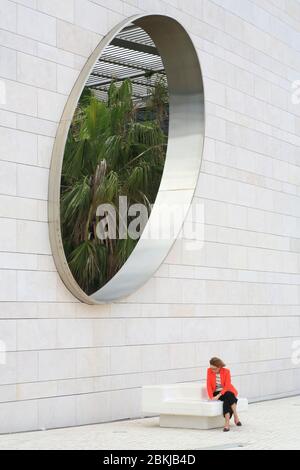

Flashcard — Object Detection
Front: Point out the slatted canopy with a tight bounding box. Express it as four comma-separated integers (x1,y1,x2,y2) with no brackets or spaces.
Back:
86,24,167,105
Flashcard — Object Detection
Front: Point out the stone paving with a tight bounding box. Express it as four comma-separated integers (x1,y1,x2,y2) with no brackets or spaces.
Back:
0,395,299,450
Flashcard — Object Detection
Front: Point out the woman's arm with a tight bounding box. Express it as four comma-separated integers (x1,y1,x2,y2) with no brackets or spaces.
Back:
219,369,232,396
206,369,214,399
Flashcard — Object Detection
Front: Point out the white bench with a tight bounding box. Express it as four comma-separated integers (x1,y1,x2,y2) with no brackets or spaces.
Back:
141,382,248,430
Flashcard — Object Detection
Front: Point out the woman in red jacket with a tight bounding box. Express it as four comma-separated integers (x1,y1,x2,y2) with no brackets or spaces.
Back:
206,357,242,432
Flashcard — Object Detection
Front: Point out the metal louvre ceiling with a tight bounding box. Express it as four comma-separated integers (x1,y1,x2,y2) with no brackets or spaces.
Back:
86,24,167,104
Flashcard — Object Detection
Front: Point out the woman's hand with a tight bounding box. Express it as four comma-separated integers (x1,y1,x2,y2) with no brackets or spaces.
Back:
212,394,221,401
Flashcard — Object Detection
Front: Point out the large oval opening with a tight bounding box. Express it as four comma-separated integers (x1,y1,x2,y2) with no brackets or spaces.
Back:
48,14,205,304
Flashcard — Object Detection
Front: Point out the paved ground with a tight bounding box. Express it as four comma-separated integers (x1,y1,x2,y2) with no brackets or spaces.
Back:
0,395,299,450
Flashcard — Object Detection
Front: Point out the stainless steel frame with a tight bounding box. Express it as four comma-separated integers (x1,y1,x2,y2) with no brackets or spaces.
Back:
48,14,205,304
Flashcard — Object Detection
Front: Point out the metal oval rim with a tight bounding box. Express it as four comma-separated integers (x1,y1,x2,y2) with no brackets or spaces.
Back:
48,14,206,305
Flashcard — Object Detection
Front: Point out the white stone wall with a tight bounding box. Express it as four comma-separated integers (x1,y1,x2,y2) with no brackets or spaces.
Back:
0,0,300,433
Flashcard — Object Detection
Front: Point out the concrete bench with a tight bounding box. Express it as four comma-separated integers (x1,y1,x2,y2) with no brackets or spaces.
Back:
141,382,248,430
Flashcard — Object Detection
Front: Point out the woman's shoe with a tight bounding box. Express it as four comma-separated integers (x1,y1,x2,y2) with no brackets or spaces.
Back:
223,427,230,432
235,421,242,426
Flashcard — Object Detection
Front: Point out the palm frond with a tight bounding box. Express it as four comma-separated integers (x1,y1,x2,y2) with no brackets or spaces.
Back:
68,241,108,294
61,176,91,228
61,76,168,293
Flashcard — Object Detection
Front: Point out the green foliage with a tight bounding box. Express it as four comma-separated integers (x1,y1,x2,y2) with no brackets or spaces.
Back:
61,78,168,295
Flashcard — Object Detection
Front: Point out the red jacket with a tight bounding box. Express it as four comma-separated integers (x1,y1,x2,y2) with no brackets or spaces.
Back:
206,367,238,399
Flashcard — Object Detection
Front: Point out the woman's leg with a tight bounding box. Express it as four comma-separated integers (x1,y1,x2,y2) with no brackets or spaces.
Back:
224,412,230,429
219,394,232,429
215,392,238,430
223,392,240,424
221,392,239,421
231,402,240,424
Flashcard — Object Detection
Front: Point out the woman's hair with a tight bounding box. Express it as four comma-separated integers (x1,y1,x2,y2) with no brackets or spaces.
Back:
209,357,226,368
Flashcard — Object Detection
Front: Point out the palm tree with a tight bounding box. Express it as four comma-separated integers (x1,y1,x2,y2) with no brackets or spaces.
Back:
60,78,168,295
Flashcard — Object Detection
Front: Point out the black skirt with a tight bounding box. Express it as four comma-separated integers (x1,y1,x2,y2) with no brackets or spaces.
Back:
213,391,238,418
